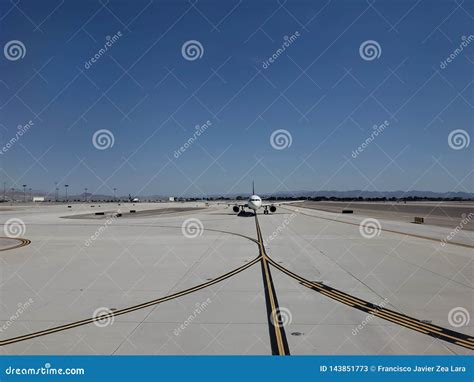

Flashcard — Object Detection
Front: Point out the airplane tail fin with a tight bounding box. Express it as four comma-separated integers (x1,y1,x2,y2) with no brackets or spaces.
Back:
252,181,255,195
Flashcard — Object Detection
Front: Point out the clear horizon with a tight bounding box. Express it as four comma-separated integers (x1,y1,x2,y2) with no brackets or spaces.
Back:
3,187,474,200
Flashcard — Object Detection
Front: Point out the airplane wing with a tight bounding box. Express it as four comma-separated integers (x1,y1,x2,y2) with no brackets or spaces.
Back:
216,201,247,207
231,202,248,207
261,200,305,207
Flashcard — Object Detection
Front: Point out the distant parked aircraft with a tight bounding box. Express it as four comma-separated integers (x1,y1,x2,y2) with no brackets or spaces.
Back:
128,194,139,203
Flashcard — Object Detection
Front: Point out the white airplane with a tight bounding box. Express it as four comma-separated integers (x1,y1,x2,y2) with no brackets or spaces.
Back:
231,182,304,215
128,194,140,203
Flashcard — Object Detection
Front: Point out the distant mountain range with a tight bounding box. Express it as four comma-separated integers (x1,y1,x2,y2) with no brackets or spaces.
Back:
262,190,474,199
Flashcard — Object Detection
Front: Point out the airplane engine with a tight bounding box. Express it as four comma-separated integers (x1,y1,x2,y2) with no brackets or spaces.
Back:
233,205,240,213
269,205,276,213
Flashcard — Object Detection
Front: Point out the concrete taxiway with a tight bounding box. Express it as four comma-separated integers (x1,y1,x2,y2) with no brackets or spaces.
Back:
0,202,472,355
298,201,474,231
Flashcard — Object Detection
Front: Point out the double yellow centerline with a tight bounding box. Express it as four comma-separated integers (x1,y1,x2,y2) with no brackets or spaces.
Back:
254,215,290,356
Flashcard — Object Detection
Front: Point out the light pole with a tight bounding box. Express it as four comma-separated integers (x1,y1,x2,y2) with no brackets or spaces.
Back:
22,185,27,203
29,188,32,201
65,184,69,202
54,182,58,202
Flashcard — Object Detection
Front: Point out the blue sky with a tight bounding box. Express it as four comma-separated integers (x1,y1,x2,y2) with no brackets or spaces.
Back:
0,0,472,197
